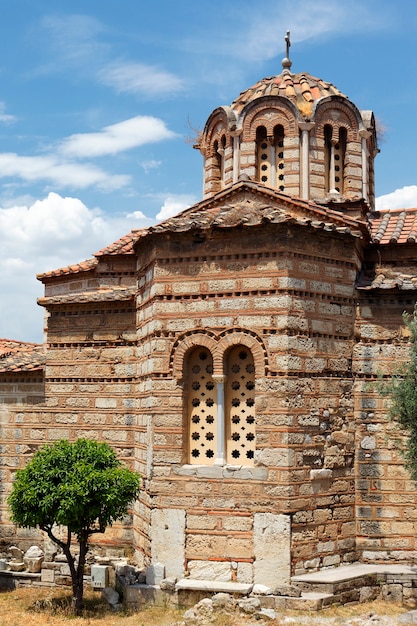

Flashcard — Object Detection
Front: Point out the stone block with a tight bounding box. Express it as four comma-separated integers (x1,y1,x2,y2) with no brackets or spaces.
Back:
151,508,185,580
41,568,55,583
187,560,231,582
253,513,290,588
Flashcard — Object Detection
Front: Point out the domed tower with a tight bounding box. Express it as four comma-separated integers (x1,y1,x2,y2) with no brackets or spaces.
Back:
197,33,378,215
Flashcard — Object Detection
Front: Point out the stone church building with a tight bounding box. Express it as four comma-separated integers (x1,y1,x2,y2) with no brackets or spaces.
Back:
1,41,417,588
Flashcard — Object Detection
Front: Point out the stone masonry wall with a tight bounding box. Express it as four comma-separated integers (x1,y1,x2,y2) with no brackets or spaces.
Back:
136,221,360,579
354,295,417,563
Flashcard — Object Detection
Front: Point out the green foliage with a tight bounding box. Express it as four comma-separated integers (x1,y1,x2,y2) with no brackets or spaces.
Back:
8,439,140,613
8,438,140,538
383,308,417,482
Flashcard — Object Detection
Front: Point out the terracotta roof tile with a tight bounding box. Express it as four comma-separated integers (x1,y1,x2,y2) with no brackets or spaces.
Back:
37,183,364,282
37,258,98,280
37,231,144,280
146,181,364,238
94,231,144,257
369,207,417,244
0,339,45,373
37,285,137,307
357,270,417,292
231,71,346,118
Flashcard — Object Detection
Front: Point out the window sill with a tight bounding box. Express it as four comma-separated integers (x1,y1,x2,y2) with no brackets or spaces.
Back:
174,463,267,480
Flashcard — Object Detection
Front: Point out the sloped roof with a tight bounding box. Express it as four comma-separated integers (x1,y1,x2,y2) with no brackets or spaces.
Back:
144,181,365,238
94,231,143,256
0,339,45,373
357,207,417,291
38,182,365,282
37,257,98,280
358,269,417,291
231,71,347,117
369,208,417,244
38,286,137,307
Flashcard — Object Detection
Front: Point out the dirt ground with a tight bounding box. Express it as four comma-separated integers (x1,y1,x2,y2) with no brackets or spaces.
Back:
0,587,409,626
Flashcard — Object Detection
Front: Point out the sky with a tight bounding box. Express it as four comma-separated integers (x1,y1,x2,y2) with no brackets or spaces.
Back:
1,0,417,343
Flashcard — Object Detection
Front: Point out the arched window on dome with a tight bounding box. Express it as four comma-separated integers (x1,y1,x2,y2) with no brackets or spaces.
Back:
185,344,255,466
212,134,227,192
256,125,285,191
324,124,346,194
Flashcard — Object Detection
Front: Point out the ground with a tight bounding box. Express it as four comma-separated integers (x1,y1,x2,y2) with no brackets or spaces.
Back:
0,587,411,626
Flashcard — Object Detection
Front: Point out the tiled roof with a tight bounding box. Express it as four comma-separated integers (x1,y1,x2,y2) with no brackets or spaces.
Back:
358,207,417,291
94,231,143,256
231,71,346,117
37,183,364,283
369,208,417,244
357,269,417,292
38,286,137,307
37,258,98,280
146,181,364,237
0,339,45,373
37,231,143,281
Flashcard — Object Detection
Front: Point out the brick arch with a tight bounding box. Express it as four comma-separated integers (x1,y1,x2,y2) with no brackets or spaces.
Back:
203,110,230,157
241,98,298,141
314,100,360,141
171,332,218,380
215,330,267,376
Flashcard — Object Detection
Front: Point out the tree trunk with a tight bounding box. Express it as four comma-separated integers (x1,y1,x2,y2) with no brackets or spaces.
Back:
73,534,88,615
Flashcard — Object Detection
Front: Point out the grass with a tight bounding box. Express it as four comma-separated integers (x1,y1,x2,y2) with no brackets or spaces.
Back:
0,586,409,626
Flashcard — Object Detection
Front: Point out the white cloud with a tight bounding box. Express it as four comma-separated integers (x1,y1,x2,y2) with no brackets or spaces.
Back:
0,153,129,190
59,116,177,158
98,62,184,96
126,210,148,220
0,102,16,124
376,186,417,211
156,194,196,221
39,14,108,74
0,114,177,191
0,192,154,342
140,159,162,173
185,0,391,64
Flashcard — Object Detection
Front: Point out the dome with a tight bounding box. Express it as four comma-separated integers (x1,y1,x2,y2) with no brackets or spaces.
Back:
199,31,377,212
231,70,347,120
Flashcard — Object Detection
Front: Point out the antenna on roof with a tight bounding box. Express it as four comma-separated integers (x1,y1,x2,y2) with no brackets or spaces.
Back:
282,30,292,72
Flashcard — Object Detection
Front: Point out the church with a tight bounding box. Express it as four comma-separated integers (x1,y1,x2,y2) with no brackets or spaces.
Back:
1,34,416,589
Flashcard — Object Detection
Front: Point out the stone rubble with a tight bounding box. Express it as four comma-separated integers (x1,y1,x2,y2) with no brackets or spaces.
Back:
173,592,417,626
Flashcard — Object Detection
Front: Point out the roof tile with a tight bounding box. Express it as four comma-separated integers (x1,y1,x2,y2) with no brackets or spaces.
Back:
0,339,45,373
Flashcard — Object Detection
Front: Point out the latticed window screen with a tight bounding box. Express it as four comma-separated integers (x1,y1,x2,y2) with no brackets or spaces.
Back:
225,346,255,465
256,125,285,191
188,348,217,464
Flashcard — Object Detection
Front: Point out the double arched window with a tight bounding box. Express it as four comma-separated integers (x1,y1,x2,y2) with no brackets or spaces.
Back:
186,345,256,466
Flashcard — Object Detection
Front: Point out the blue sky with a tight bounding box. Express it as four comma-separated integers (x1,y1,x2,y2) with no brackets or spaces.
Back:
1,0,417,342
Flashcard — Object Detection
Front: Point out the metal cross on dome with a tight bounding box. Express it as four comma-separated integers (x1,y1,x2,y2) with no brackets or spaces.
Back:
282,30,292,71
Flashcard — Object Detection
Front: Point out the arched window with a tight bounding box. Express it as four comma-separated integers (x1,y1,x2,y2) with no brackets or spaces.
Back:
324,124,346,194
187,347,217,464
225,346,255,465
212,134,226,192
186,344,255,466
256,125,285,191
334,127,347,194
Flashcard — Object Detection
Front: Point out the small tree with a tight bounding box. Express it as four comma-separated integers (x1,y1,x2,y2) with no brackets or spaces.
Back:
383,308,417,482
8,439,140,614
